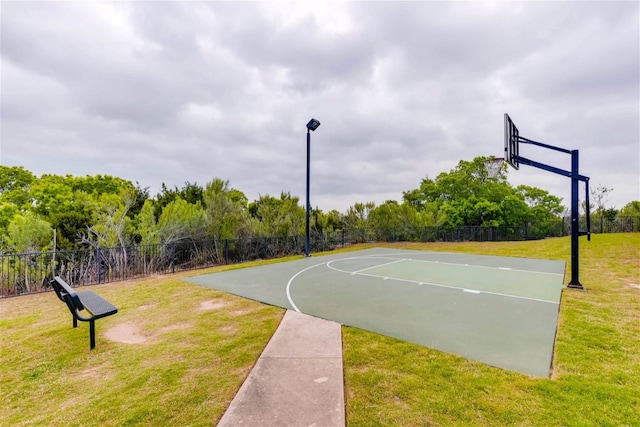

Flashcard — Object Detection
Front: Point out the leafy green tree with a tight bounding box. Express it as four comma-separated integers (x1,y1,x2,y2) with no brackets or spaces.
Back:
515,185,563,221
179,181,204,206
310,207,345,234
602,208,618,223
135,199,160,246
203,178,249,240
399,157,565,230
84,191,136,248
7,211,53,253
156,198,206,244
155,183,180,218
154,182,204,218
472,198,503,227
368,200,403,237
25,173,139,249
590,184,614,215
620,201,640,216
249,193,305,237
0,202,19,248
6,211,53,291
70,174,135,197
431,157,509,203
129,183,150,219
28,175,74,218
0,165,36,208
325,210,344,232
499,195,531,228
343,202,376,229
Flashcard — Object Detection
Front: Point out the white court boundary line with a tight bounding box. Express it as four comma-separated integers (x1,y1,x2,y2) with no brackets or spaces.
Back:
285,262,327,312
286,254,562,311
286,256,398,311
352,258,406,274
362,252,565,276
325,257,560,304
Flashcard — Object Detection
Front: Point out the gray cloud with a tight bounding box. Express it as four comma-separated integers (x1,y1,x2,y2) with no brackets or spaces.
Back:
1,1,638,212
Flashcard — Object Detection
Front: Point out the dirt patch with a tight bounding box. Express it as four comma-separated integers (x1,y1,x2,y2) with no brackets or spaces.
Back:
105,322,148,344
199,300,228,311
139,304,157,311
81,364,114,381
159,322,193,334
220,324,239,336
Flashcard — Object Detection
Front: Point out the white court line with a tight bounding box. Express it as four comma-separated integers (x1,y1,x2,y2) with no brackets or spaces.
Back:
286,262,328,312
375,255,564,277
286,255,406,311
326,259,558,304
352,258,407,274
362,252,564,276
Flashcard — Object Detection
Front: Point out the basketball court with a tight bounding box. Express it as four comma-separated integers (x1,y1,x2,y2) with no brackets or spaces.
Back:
186,248,566,377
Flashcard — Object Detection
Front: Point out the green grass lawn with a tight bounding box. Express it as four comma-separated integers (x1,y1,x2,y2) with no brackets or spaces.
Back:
1,234,638,426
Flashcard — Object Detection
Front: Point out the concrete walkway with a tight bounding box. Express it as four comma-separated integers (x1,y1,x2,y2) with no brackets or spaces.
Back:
217,310,345,427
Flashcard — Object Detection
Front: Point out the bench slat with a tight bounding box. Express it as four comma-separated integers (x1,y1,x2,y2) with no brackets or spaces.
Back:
78,291,118,319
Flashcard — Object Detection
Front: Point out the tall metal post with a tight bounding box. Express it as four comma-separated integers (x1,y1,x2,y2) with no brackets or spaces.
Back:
305,128,311,257
568,149,583,289
505,113,590,289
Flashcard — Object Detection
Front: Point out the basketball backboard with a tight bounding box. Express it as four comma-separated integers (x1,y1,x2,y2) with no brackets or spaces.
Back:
504,113,520,169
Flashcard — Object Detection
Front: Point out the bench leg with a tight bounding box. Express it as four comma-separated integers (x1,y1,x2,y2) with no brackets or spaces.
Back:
73,318,78,328
90,319,96,350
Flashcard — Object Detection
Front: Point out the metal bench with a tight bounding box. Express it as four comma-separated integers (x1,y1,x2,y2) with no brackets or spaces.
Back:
51,276,118,350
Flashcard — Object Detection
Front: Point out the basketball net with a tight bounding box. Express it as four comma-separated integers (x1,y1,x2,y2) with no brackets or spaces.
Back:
484,157,505,179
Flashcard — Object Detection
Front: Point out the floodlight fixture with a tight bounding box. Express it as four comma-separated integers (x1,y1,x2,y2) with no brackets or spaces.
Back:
306,118,321,131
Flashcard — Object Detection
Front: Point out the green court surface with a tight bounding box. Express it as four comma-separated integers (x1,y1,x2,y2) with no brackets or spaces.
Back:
186,248,566,377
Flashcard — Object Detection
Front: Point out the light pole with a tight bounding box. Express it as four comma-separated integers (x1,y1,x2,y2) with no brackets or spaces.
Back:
305,118,320,257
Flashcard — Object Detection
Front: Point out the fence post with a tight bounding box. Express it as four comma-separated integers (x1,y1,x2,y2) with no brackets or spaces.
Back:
96,248,102,284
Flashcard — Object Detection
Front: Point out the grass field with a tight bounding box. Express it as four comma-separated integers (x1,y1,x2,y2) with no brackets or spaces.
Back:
1,233,638,426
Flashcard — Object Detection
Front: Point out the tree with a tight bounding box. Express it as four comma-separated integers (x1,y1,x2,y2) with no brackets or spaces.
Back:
591,184,614,215
70,174,136,197
368,200,403,237
156,198,206,244
249,193,305,237
499,195,531,228
324,210,344,232
154,181,204,218
23,173,140,250
84,190,136,248
135,199,160,246
620,201,640,216
515,186,562,221
203,178,250,241
7,211,53,254
0,202,19,249
343,202,375,229
0,165,36,208
6,211,53,292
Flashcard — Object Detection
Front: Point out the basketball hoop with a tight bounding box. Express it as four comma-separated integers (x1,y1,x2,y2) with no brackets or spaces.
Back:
484,157,505,179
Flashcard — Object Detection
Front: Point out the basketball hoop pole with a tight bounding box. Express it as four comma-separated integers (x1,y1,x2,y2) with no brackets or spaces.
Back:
569,150,583,289
504,114,591,289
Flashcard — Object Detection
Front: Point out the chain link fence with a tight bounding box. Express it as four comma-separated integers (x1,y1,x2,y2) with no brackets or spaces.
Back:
2,216,638,298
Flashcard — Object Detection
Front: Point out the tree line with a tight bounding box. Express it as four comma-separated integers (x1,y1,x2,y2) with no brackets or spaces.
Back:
1,157,638,254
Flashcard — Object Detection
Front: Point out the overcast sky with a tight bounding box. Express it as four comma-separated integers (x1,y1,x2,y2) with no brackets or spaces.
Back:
2,1,638,213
